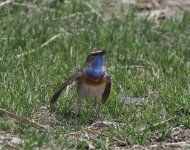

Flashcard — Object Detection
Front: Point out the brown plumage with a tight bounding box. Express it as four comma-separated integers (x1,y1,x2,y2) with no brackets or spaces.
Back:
50,50,111,109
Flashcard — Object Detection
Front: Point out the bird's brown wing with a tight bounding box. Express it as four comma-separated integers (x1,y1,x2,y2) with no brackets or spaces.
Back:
50,70,82,107
102,75,111,104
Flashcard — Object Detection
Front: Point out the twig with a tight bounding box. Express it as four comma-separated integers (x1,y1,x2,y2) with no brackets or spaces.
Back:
82,128,128,146
40,34,61,48
60,12,91,20
0,0,14,7
12,2,56,12
131,141,190,149
159,141,190,147
128,65,148,69
85,2,106,22
0,108,47,130
140,115,177,132
16,34,61,58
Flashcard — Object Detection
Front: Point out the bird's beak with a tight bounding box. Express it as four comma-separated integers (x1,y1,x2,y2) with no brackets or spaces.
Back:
100,50,106,55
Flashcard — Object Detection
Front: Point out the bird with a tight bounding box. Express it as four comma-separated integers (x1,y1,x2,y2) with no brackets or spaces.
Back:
50,50,111,111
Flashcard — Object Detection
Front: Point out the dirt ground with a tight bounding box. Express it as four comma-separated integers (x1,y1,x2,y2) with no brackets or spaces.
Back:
97,0,190,20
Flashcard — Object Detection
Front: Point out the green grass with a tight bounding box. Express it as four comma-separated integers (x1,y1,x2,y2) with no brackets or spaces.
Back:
1,0,190,149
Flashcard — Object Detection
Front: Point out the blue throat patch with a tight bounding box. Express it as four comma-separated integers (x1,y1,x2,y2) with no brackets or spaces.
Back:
86,55,105,79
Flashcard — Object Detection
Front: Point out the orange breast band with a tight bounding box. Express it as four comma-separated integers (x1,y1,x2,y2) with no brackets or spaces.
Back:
84,75,107,86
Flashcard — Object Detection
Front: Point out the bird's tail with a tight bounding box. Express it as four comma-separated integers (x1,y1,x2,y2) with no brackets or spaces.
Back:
50,88,64,107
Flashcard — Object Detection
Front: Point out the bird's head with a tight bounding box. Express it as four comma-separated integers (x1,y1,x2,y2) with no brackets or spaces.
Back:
85,50,106,79
86,50,105,67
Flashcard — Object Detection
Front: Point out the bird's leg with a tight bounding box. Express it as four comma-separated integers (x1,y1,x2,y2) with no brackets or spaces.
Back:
78,98,83,114
94,97,98,109
93,97,103,123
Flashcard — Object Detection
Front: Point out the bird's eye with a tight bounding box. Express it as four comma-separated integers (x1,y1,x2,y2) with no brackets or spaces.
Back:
91,53,99,57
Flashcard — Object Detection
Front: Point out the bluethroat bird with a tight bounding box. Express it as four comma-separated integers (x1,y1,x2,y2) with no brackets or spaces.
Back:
50,50,111,110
